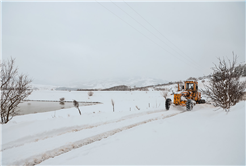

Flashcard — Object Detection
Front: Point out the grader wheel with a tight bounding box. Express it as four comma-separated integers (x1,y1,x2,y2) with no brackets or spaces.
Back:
165,98,172,110
186,99,193,111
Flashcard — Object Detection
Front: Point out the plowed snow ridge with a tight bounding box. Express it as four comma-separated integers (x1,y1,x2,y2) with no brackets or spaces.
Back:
3,110,166,151
29,112,183,165
3,111,184,165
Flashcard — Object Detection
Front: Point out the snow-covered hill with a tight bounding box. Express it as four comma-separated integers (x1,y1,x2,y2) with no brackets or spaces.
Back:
71,77,169,89
31,76,246,91
32,77,169,90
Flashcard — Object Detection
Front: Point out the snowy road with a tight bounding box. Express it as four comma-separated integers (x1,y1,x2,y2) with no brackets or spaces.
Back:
39,102,244,165
2,109,183,165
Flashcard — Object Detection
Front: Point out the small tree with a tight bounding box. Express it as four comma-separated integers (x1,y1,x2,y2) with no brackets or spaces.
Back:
73,100,81,115
202,55,246,111
111,99,115,112
1,58,32,123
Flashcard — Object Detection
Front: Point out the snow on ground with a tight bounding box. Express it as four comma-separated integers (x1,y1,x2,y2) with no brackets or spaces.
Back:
27,90,165,104
1,90,245,165
39,102,245,165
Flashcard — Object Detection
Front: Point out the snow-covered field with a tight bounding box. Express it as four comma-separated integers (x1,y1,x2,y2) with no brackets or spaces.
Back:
25,90,167,113
1,90,245,165
40,102,245,165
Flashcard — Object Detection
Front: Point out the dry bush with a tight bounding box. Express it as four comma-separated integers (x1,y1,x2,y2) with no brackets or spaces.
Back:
187,77,197,81
59,97,65,105
88,91,94,97
202,55,246,111
198,77,203,80
241,92,246,101
1,58,32,123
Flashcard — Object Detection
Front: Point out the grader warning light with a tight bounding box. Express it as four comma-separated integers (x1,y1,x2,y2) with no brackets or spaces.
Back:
165,80,205,111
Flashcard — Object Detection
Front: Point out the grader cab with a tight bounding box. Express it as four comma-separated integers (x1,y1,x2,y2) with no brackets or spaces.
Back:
165,80,205,111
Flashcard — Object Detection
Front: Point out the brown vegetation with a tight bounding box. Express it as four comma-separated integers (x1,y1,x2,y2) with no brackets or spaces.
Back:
1,58,32,123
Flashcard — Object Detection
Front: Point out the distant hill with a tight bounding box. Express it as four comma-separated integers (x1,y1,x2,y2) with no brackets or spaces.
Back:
31,77,169,91
102,85,130,91
70,77,169,90
31,67,246,91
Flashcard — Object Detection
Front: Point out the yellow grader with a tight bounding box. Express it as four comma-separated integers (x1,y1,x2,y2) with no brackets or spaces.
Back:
165,80,205,111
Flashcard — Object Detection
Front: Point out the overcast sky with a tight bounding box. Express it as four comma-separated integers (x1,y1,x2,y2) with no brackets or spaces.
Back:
2,2,245,86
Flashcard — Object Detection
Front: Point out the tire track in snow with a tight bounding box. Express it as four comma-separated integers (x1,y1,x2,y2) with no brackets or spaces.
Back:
2,110,167,151
15,111,185,166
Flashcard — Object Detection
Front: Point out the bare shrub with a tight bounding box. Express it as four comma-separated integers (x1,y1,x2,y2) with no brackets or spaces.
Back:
201,79,205,83
59,97,65,105
88,91,94,97
198,77,203,80
187,77,197,81
1,58,32,123
241,92,246,101
111,99,115,112
73,100,81,115
161,91,168,99
202,55,246,111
